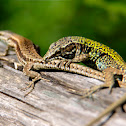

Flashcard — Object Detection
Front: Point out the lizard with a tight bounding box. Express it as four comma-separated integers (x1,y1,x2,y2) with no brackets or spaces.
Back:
0,30,107,96
43,36,126,95
43,36,126,125
0,31,125,126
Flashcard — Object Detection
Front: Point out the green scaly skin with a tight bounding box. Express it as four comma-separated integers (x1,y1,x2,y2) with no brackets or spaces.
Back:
43,36,126,82
43,36,126,71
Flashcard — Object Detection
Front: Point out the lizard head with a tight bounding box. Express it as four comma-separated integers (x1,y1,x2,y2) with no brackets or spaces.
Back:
43,36,79,61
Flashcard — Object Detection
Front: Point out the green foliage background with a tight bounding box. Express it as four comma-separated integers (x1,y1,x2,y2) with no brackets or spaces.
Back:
0,0,126,60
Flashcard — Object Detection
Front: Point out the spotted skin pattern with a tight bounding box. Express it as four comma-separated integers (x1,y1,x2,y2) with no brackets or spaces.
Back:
43,36,126,95
43,36,126,71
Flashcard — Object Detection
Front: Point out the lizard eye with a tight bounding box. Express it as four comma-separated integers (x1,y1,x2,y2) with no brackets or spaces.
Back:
60,43,76,59
62,43,76,52
63,53,75,59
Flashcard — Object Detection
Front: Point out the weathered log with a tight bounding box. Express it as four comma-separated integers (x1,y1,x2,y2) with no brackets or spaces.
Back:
0,42,126,126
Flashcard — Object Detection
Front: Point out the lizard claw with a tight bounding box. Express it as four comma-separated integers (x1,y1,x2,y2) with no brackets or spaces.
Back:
21,81,35,97
21,76,50,97
20,82,33,91
67,88,90,96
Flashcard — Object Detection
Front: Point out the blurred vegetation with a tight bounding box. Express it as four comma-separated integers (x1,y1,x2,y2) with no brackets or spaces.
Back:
0,0,126,60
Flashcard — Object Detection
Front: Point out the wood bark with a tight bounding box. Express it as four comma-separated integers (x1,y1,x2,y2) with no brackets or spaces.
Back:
0,42,126,126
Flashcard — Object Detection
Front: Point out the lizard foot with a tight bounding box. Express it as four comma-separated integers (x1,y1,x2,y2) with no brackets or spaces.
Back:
21,76,50,97
81,84,110,98
79,79,125,98
68,83,110,98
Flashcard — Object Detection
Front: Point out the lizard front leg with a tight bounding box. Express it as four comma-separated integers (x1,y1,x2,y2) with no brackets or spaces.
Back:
118,69,126,87
94,67,126,91
22,62,49,96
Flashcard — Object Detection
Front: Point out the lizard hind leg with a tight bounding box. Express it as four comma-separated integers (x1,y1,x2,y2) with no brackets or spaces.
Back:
69,67,123,98
21,63,49,96
83,67,124,98
83,68,123,98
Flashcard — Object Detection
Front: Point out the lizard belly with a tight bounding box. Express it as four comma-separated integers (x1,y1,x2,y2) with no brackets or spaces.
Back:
95,55,120,71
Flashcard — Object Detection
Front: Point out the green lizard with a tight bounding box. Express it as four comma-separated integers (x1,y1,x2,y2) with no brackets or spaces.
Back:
43,36,126,95
43,36,126,125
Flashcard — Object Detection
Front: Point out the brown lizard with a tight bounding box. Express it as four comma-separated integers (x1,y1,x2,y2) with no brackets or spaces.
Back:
0,31,105,96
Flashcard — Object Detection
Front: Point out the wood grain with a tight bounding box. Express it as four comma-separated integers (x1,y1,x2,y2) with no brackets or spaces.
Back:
0,42,126,126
